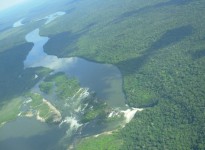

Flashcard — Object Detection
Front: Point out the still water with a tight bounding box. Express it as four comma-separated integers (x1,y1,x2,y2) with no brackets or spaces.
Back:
0,13,126,149
24,28,126,107
0,117,66,150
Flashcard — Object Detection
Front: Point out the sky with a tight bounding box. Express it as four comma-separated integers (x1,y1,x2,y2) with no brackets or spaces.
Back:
0,0,27,11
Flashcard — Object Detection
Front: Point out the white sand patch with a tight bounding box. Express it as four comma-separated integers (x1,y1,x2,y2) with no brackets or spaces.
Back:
23,97,32,104
94,131,113,138
34,74,38,79
25,111,34,117
67,144,74,150
121,108,143,123
13,18,24,27
43,98,62,122
108,111,114,118
18,112,22,116
36,111,45,122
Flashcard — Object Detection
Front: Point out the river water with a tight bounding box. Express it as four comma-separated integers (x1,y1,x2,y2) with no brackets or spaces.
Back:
24,28,126,107
0,12,127,150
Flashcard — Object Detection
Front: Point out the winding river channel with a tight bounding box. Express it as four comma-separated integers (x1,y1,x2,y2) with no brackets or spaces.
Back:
24,28,126,108
0,12,130,150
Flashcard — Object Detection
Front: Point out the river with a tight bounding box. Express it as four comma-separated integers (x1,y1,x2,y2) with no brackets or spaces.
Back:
0,11,127,150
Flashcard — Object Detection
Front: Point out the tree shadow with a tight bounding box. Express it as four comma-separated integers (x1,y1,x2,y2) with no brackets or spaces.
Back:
112,0,193,24
0,43,49,102
149,25,193,52
43,31,79,56
116,25,193,75
191,49,205,60
44,23,96,57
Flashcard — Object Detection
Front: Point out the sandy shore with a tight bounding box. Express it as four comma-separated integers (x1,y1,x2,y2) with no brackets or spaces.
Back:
94,130,114,138
36,111,46,122
43,98,62,122
25,111,34,117
121,108,143,123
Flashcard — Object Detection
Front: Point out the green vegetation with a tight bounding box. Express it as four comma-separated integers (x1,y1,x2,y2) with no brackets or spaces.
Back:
0,98,22,127
40,0,205,149
0,2,54,102
39,72,80,100
40,72,112,124
81,99,107,123
25,92,59,122
0,0,205,149
0,42,51,102
39,82,53,94
76,133,123,150
27,93,43,107
119,100,205,149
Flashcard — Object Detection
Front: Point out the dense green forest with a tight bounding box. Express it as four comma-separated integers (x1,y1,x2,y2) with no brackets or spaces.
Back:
41,0,205,149
0,0,205,149
76,133,123,150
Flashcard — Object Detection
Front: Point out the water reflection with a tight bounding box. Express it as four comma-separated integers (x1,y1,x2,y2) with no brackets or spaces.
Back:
0,117,66,150
24,28,126,107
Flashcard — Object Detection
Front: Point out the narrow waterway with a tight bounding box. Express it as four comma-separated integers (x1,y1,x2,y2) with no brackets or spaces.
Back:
0,11,128,150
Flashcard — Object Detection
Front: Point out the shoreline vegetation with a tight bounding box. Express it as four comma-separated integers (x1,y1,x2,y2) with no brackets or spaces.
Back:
0,72,143,142
0,92,63,126
0,98,22,128
39,0,205,149
20,93,62,123
23,93,62,123
0,0,205,149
